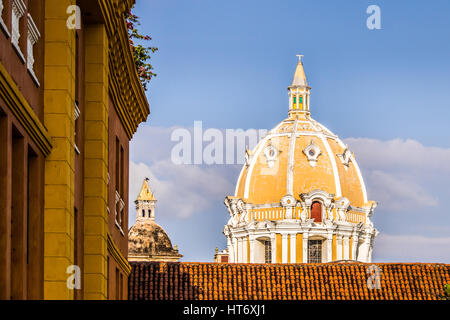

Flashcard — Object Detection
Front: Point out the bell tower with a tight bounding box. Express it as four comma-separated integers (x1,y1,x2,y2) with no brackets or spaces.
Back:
288,55,311,115
135,178,156,221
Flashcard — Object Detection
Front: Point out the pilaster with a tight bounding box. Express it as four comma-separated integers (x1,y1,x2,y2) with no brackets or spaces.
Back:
302,232,309,263
281,234,288,263
289,234,296,263
43,0,76,300
83,24,109,300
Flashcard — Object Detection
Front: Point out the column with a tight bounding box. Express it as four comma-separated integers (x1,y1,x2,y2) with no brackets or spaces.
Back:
343,236,349,260
367,238,373,263
232,237,237,263
43,0,76,300
227,236,234,263
249,235,255,263
270,234,276,263
244,236,249,263
83,24,109,299
351,235,358,261
336,235,343,261
302,233,309,263
364,236,371,263
332,234,337,262
290,234,296,263
282,234,288,263
238,237,243,263
326,233,333,262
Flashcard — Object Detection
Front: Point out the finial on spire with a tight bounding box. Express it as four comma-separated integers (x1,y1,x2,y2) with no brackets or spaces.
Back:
296,54,304,62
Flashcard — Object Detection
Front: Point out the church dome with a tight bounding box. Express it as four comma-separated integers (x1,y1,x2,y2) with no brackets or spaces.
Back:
128,219,178,256
128,179,182,262
234,58,370,209
235,113,368,207
223,57,377,265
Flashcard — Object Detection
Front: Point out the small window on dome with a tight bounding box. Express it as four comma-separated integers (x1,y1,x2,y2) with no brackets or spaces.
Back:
299,96,303,109
142,209,145,217
311,201,322,222
293,96,297,109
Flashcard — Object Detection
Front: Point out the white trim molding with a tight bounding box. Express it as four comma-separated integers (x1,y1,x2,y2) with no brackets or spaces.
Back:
0,0,10,37
26,13,40,86
11,0,26,62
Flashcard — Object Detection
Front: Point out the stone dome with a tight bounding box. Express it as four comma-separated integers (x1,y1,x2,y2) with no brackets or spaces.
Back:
128,220,177,256
128,179,182,262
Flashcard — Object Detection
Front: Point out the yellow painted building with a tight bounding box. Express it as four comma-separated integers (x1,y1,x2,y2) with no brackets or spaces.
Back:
0,0,148,300
223,56,378,264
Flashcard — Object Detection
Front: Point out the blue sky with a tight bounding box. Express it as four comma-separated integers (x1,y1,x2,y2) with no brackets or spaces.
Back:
129,0,450,262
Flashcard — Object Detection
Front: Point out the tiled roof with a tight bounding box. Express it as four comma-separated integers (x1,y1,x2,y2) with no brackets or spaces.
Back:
128,262,449,300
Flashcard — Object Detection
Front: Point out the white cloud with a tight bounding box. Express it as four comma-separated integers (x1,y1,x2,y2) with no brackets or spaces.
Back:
345,138,450,173
345,138,450,211
373,233,450,263
366,170,438,211
129,160,235,223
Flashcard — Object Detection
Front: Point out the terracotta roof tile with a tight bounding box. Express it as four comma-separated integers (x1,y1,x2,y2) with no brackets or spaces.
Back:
128,262,449,300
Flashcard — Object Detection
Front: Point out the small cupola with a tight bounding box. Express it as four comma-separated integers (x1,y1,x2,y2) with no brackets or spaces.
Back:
288,55,311,115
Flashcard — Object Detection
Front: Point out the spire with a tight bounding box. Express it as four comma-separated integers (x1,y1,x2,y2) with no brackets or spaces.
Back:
290,55,308,88
288,55,311,115
135,178,156,221
136,177,156,201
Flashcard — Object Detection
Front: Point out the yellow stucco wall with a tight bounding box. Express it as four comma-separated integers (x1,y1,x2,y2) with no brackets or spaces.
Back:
83,24,109,300
246,136,289,203
292,136,336,197
327,138,365,207
43,0,76,300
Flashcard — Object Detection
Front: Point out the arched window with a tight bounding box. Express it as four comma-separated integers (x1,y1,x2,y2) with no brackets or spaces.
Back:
148,210,151,218
311,201,322,222
142,209,145,217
